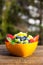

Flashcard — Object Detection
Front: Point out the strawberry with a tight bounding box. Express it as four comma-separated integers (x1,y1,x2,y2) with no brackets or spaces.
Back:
6,34,14,39
30,35,39,43
34,35,39,41
5,40,8,42
29,39,35,43
5,38,8,42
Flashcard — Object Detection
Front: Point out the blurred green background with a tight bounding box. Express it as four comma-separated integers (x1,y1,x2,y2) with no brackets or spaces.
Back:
0,0,43,45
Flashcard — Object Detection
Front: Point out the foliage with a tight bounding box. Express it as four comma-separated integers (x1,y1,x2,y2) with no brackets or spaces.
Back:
0,0,43,44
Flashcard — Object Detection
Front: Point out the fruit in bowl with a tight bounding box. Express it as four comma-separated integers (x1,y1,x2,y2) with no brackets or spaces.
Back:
5,32,39,57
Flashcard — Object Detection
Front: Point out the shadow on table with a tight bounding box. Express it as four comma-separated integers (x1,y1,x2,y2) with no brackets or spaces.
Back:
0,45,22,57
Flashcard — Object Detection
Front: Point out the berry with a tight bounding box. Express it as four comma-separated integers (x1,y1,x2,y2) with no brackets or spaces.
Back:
7,34,14,39
29,35,39,43
7,37,12,42
5,39,8,42
16,36,20,39
20,36,27,41
34,35,39,41
29,39,35,43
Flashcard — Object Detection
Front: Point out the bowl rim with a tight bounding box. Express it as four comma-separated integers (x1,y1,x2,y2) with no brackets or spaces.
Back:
5,41,38,46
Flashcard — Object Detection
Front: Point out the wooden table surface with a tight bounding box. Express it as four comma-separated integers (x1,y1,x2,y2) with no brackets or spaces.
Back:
0,45,43,65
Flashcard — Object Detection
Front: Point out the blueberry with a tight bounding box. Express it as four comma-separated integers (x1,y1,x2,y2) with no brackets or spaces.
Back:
20,37,23,41
16,36,20,39
22,37,25,40
20,36,27,41
23,36,27,40
24,36,27,39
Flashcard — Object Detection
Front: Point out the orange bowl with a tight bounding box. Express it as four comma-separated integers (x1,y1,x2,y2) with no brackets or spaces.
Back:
5,41,38,57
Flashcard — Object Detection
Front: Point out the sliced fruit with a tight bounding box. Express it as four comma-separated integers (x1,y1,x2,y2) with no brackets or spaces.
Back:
34,35,39,41
17,32,27,37
5,39,8,42
28,35,33,40
29,39,35,43
7,34,14,39
7,37,12,42
23,40,28,44
30,35,39,43
15,39,20,43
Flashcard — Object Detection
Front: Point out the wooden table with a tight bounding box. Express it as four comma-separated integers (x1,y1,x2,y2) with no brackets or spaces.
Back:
0,45,43,65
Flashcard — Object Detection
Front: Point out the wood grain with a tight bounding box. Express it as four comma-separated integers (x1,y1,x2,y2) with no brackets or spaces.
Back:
0,45,43,65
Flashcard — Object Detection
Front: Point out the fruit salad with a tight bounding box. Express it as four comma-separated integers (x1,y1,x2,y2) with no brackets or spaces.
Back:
6,32,39,44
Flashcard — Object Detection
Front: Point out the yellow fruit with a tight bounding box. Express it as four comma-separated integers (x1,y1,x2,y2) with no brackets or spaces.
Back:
17,32,27,37
28,35,33,39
